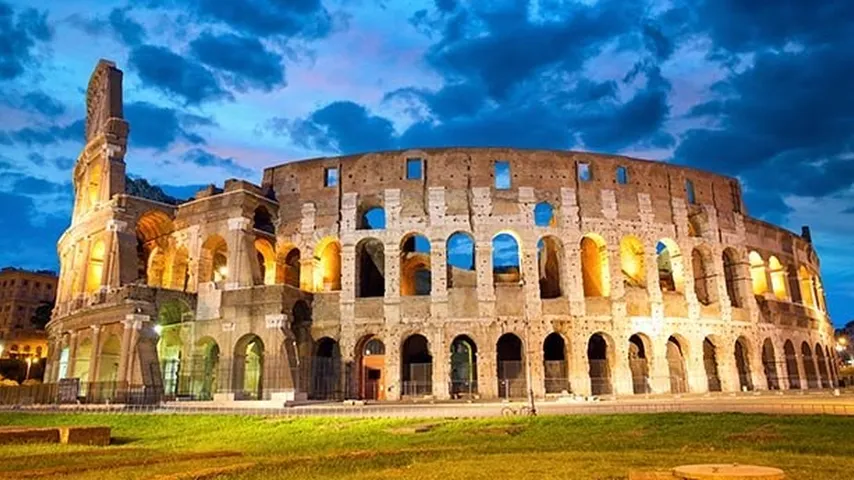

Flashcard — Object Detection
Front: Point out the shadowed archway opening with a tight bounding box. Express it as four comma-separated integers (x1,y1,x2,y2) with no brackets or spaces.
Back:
801,341,818,388
401,334,432,397
496,333,524,398
666,336,687,394
703,337,722,392
538,236,563,299
543,333,568,393
356,238,385,298
762,339,780,390
628,334,650,394
450,335,478,398
357,336,385,400
784,340,800,390
311,337,341,400
400,234,431,296
816,344,830,388
588,333,612,396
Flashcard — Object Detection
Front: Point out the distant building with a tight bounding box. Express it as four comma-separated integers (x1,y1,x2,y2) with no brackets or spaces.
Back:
0,267,57,360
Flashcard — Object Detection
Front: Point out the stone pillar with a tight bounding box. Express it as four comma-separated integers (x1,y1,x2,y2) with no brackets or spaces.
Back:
751,342,768,390
87,325,102,384
717,341,737,392
526,328,546,398
384,242,401,325
118,315,147,386
475,240,495,317
570,332,591,396
66,331,80,378
612,338,633,396
103,219,127,289
565,239,585,316
686,341,708,393
650,339,670,393
225,217,251,290
385,333,401,401
478,334,497,399
430,330,450,400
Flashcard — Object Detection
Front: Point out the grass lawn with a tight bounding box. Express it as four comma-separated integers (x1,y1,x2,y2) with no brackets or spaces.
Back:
0,412,852,479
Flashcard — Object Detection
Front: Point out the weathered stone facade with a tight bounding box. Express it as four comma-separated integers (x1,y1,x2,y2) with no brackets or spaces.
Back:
45,60,839,403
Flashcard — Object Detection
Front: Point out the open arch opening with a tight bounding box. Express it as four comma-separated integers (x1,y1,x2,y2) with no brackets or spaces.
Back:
801,341,818,388
401,334,432,396
233,335,264,400
147,247,167,288
723,248,744,307
496,333,524,398
761,339,780,390
543,333,568,393
815,344,830,388
749,251,768,296
784,340,801,390
492,233,521,284
86,240,106,293
282,247,301,288
358,336,385,400
316,238,342,291
628,334,651,394
450,335,478,398
167,246,189,291
356,238,385,297
311,337,340,400
254,238,277,286
798,266,816,309
200,235,228,283
656,239,683,293
192,337,219,400
252,205,275,234
588,333,612,395
538,236,563,299
73,338,93,383
97,335,121,384
400,234,431,296
446,232,475,288
620,236,646,288
768,256,788,300
158,326,184,397
534,202,556,227
703,337,722,392
360,206,386,230
136,211,174,283
692,247,715,305
734,337,753,391
666,336,688,394
581,234,609,297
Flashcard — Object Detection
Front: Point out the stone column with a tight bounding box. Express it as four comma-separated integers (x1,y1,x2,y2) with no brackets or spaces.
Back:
384,242,401,325
650,339,671,393
87,325,102,384
478,333,498,399
66,331,80,378
475,240,495,317
430,330,450,400
565,240,585,316
570,332,590,396
612,338,634,396
717,341,737,392
385,333,401,401
225,217,251,290
526,327,546,398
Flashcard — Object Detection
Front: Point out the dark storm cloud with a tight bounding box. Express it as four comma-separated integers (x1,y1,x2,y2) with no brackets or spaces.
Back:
0,119,84,147
285,101,397,154
125,102,210,150
0,2,51,80
0,189,69,270
190,32,286,92
181,148,254,177
129,45,232,105
28,153,75,171
108,7,147,46
1,90,66,118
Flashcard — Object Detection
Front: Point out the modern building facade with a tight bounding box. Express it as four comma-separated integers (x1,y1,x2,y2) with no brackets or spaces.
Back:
0,267,56,360
43,60,839,403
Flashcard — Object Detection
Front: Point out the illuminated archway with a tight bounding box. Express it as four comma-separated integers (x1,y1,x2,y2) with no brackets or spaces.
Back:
768,256,787,300
666,336,688,393
656,239,684,293
233,334,264,400
748,251,768,295
315,238,341,291
581,234,609,297
450,335,478,397
254,238,276,285
85,240,105,293
200,235,228,283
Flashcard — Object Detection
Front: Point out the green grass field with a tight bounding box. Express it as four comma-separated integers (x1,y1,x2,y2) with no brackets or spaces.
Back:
0,412,852,479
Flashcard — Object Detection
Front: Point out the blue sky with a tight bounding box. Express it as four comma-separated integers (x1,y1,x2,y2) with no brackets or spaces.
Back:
1,0,853,325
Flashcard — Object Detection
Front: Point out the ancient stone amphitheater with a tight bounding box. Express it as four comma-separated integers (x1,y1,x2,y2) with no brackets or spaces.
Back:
43,60,839,404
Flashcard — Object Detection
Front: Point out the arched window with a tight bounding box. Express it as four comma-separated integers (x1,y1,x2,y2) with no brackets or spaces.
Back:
85,240,105,293
446,232,475,289
534,202,555,227
400,234,431,296
254,238,276,285
656,239,683,293
691,247,713,305
252,206,275,234
620,236,645,288
492,233,520,284
538,236,562,298
360,207,386,230
581,234,609,297
748,251,768,295
768,256,787,300
315,239,341,291
798,265,815,308
356,238,385,298
723,248,743,308
147,247,167,287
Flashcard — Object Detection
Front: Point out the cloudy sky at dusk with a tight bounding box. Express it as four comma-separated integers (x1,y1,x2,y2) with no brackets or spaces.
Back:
1,0,852,325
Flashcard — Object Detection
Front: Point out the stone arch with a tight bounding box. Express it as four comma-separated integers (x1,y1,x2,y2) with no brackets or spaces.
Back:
761,338,780,390
73,337,93,381
167,246,189,291
628,333,652,394
281,246,301,289
356,335,386,400
692,246,716,305
783,340,801,390
801,341,818,388
85,239,106,293
768,256,788,300
723,248,745,308
703,336,722,392
538,236,563,299
157,324,184,397
311,337,341,400
798,265,816,309
355,238,385,298
314,237,341,291
581,233,609,297
97,334,121,383
200,234,228,283
543,332,568,393
136,210,174,282
666,335,688,394
656,239,684,293
401,334,432,397
446,232,475,288
400,233,431,296
192,336,220,400
492,232,521,284
254,238,277,286
734,336,753,391
147,246,167,287
450,335,478,397
534,201,556,227
233,334,264,400
815,343,831,388
496,333,525,398
587,332,613,396
360,206,386,230
620,235,646,288
748,251,768,296
252,205,275,234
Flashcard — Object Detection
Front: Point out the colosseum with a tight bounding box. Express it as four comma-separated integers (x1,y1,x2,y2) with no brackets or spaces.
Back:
43,60,840,404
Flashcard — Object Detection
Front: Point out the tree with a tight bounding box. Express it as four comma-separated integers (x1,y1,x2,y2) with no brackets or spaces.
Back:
31,302,53,329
